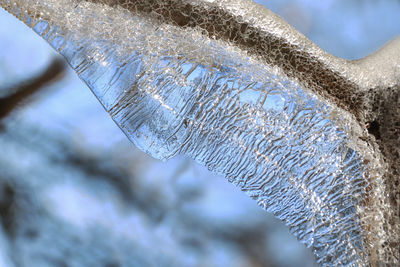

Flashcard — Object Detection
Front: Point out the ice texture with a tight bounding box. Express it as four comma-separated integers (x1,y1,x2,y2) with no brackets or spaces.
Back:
0,0,397,266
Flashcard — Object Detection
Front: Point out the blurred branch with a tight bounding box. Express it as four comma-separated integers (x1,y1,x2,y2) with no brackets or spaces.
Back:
0,58,66,119
0,181,16,237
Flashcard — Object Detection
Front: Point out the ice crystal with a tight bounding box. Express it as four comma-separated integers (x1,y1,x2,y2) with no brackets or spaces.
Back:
1,0,398,265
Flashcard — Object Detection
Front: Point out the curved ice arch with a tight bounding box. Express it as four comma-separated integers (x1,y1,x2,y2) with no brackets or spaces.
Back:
1,0,396,265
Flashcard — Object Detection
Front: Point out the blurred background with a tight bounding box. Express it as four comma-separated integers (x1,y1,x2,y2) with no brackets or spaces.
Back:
0,0,399,266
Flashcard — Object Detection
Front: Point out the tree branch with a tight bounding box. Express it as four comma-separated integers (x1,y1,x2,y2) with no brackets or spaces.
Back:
0,57,66,119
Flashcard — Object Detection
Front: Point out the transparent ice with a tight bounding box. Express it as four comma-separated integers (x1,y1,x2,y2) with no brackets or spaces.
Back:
0,0,396,266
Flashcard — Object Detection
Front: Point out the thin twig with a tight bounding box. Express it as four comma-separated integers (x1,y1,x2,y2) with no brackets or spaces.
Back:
0,57,66,119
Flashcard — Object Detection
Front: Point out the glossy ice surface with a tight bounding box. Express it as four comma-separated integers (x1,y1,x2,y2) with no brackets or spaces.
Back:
0,0,398,265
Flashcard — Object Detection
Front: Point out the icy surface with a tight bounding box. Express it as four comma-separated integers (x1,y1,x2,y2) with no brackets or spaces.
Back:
0,0,395,266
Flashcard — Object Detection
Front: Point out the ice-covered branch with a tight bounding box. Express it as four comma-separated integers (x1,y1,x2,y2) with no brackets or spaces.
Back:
0,0,398,265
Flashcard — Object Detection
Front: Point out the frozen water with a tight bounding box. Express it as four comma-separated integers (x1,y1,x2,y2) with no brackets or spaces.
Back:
0,0,397,266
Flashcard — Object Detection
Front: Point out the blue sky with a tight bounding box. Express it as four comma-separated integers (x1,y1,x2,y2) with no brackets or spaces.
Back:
0,1,399,266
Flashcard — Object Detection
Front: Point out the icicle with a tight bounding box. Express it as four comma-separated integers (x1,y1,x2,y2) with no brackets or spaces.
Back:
1,0,398,265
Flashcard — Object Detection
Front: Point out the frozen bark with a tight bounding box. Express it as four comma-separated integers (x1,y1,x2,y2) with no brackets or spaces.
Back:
0,0,398,265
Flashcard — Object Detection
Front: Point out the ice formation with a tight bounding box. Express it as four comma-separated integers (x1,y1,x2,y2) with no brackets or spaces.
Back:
0,0,398,265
